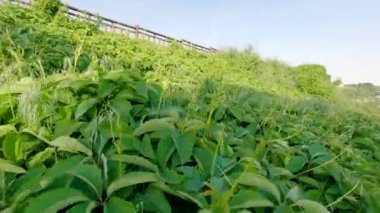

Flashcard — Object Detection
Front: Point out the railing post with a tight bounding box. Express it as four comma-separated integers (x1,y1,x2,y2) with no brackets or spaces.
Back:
135,25,140,39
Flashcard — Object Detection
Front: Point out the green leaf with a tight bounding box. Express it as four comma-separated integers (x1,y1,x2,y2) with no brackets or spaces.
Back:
134,135,156,159
193,148,214,177
97,80,118,98
306,190,323,201
54,120,83,138
230,189,274,209
42,155,85,185
67,164,103,198
110,98,132,122
308,144,328,159
20,128,50,144
28,147,55,168
292,199,330,213
67,201,97,213
141,185,172,213
159,169,184,184
237,173,281,203
24,188,89,213
156,133,175,168
2,132,17,161
171,131,196,165
107,171,159,196
109,154,158,171
298,176,321,189
0,124,16,138
133,118,174,136
0,158,26,174
286,155,308,173
152,182,208,208
104,197,136,213
75,98,98,120
11,168,46,203
180,168,204,192
50,136,91,155
286,186,302,203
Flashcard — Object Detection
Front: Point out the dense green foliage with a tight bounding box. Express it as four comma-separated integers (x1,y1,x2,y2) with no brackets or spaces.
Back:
0,2,379,213
32,0,63,17
292,65,335,100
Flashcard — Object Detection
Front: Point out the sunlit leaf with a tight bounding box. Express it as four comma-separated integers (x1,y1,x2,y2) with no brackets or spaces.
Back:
107,172,159,196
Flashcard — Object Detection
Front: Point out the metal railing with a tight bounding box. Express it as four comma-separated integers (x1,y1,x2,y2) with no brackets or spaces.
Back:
1,0,217,53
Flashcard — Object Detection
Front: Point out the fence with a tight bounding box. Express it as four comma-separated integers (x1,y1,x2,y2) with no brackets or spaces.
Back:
1,0,217,53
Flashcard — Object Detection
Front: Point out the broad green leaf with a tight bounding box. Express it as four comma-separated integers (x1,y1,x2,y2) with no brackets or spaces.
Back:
210,177,228,192
171,131,196,165
298,176,321,189
159,169,184,184
20,128,50,144
110,98,132,122
286,186,302,203
181,168,204,192
133,118,175,136
193,148,215,177
50,136,91,156
308,144,328,159
97,80,118,98
67,164,103,198
15,138,41,161
293,199,330,213
183,120,206,133
109,154,158,171
156,133,175,168
269,167,294,178
11,168,46,203
104,197,136,213
230,189,274,209
0,124,16,138
107,171,159,196
306,190,323,201
152,182,208,208
133,135,156,159
141,185,172,213
228,107,243,121
42,155,85,185
0,158,26,174
237,173,281,203
54,120,83,138
75,98,98,120
2,133,17,160
286,155,308,173
273,205,294,213
28,147,55,168
67,201,97,213
24,188,89,213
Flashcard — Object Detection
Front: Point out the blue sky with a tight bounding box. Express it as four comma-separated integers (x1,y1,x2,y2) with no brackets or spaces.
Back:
62,0,380,85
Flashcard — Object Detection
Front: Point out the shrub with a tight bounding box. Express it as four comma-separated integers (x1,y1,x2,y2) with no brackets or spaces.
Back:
32,0,62,16
292,64,335,99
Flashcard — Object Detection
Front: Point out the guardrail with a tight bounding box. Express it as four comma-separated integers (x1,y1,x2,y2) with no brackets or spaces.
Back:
1,0,217,53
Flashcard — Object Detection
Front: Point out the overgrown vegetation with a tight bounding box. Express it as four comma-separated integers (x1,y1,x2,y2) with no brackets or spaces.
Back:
0,1,379,212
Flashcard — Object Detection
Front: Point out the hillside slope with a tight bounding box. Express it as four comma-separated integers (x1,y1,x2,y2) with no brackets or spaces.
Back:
0,2,380,212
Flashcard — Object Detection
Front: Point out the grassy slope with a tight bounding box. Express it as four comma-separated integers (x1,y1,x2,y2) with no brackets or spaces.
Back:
1,3,380,212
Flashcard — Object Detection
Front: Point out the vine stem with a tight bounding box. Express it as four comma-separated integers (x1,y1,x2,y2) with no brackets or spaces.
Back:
295,149,347,177
326,181,360,208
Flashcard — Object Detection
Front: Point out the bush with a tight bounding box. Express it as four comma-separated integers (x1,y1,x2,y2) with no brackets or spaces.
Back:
32,0,62,16
292,64,335,99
